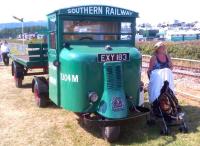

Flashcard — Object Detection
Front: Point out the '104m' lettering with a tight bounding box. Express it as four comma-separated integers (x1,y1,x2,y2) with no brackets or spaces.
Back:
61,73,79,83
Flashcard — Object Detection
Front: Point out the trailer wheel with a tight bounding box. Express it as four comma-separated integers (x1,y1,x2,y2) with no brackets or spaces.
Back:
11,62,14,76
179,125,189,133
34,84,47,108
101,126,120,142
160,128,171,135
14,75,22,88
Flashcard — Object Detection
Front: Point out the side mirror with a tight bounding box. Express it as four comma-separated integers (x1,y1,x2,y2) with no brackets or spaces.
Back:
53,60,60,67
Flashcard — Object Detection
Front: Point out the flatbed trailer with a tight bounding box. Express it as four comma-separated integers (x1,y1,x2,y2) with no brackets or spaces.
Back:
9,43,48,87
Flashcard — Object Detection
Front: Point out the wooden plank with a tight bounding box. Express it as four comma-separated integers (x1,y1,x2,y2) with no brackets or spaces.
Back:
28,50,48,56
26,61,48,68
28,43,48,48
29,56,48,61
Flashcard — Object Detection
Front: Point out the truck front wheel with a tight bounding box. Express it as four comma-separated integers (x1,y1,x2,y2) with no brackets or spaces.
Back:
101,126,121,142
34,84,48,108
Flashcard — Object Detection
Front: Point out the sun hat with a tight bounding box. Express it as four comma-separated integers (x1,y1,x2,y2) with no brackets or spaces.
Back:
154,41,165,50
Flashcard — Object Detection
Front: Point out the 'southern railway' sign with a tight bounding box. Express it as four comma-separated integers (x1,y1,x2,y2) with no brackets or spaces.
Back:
59,6,138,17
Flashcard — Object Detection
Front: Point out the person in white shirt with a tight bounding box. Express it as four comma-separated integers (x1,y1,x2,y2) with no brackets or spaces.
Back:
1,40,10,53
1,40,10,64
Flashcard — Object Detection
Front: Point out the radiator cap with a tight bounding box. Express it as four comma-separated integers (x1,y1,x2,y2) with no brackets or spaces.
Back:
105,45,112,51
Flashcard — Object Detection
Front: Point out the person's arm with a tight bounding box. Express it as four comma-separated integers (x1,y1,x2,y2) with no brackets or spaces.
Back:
167,54,173,70
147,56,156,78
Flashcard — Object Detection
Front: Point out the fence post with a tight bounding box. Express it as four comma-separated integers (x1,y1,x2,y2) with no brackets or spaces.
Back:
182,34,185,41
197,34,199,40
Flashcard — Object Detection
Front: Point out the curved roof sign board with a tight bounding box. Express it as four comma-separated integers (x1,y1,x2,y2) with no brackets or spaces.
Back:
50,5,138,18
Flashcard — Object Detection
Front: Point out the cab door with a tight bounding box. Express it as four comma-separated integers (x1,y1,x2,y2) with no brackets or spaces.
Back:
48,16,60,106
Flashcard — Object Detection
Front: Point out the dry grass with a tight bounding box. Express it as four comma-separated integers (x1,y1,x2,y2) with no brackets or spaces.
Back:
0,63,200,146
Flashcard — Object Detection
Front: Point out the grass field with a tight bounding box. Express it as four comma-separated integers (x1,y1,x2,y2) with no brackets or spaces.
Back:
0,63,200,146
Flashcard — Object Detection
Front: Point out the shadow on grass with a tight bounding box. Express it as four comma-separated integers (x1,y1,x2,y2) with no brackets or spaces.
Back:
76,104,200,145
22,83,32,88
19,83,59,109
48,101,60,109
0,64,9,67
77,116,102,139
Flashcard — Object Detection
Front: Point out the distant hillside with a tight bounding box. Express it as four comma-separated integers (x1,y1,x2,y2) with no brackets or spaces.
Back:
0,20,47,30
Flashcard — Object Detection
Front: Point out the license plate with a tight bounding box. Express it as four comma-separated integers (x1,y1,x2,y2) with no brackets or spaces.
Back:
97,53,130,62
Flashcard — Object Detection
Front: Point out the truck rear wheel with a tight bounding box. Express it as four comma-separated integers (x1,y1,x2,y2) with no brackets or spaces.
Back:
101,126,120,142
34,84,48,108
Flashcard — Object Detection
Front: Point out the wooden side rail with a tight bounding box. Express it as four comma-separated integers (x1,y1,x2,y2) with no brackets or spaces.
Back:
27,43,48,61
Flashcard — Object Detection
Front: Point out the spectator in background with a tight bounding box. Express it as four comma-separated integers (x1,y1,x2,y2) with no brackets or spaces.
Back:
1,40,10,63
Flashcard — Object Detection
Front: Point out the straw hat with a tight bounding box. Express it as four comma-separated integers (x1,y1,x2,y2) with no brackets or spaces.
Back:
154,41,165,50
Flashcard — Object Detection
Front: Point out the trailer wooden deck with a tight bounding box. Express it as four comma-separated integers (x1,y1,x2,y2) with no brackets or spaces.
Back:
9,43,48,68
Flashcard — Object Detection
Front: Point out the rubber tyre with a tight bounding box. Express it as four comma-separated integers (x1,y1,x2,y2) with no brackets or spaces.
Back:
101,126,120,142
147,119,156,126
179,125,189,133
160,128,170,135
11,62,14,76
13,64,23,88
15,76,23,88
34,84,47,108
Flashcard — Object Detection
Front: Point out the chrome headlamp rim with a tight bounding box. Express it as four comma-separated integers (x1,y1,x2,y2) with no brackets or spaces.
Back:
88,92,99,102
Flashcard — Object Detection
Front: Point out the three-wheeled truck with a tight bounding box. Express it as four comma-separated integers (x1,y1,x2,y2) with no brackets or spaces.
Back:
10,5,149,142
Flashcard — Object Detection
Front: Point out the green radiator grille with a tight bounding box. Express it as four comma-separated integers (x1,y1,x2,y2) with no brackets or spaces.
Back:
104,62,122,90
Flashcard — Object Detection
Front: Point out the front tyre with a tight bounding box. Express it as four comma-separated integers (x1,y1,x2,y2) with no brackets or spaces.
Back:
34,84,48,108
101,126,120,142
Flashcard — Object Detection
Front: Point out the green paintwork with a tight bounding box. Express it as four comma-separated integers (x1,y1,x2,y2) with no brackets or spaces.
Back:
97,62,128,119
48,49,59,105
58,46,141,113
47,5,141,118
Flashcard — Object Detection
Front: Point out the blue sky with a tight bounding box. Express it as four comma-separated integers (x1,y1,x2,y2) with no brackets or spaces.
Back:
0,0,199,24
